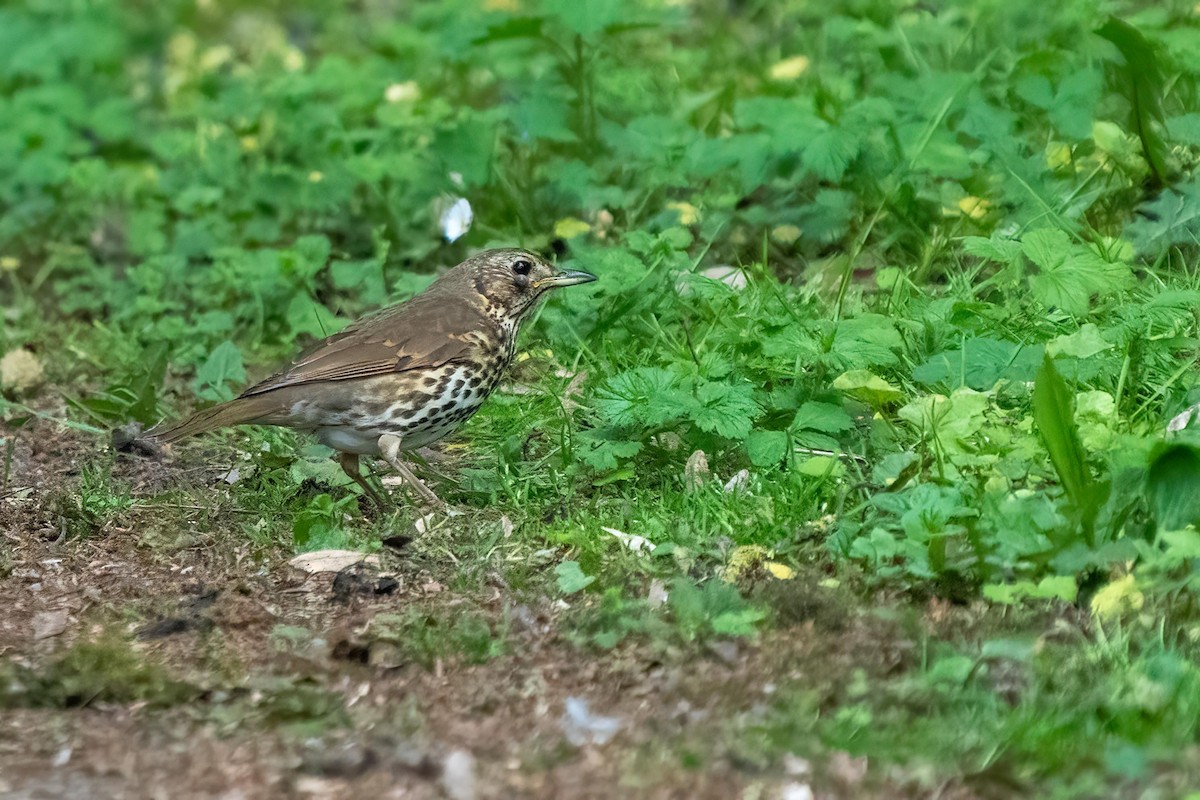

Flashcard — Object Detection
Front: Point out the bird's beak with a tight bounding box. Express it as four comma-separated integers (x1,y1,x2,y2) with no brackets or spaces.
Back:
535,269,598,289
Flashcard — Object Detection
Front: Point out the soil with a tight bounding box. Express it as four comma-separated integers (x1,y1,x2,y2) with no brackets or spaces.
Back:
0,420,978,800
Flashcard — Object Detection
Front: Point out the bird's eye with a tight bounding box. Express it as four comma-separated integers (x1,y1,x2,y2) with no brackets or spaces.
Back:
512,259,534,276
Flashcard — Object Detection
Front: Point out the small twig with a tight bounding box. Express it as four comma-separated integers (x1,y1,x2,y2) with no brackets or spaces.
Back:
131,502,258,514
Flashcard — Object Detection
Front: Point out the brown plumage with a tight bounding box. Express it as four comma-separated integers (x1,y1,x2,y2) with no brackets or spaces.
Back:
145,248,596,506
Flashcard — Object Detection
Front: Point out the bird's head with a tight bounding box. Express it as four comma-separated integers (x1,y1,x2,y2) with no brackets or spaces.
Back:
455,248,597,324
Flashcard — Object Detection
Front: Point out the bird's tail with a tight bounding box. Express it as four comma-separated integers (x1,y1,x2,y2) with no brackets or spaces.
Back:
144,396,275,445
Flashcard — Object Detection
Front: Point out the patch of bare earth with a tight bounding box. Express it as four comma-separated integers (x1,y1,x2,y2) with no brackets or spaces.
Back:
0,422,974,799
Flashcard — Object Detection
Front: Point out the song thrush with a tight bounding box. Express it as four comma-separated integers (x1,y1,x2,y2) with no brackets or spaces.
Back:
144,249,596,506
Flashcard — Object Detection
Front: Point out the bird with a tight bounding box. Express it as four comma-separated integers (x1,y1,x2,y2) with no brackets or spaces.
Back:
141,248,597,507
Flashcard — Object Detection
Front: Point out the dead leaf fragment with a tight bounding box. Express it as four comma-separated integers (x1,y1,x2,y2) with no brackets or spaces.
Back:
288,550,379,574
684,450,709,493
32,609,69,640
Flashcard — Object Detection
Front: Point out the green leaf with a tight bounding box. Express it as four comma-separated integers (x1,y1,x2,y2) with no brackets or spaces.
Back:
1022,229,1133,315
594,368,691,428
286,295,344,340
832,370,904,407
897,389,989,454
711,607,767,637
983,576,1078,604
1096,16,1169,186
512,92,576,143
577,428,644,472
1045,324,1113,359
746,429,788,467
471,15,544,45
913,338,1043,390
193,341,246,403
802,126,859,181
555,561,595,594
827,314,903,370
1033,355,1105,542
543,0,622,36
1146,443,1200,533
792,401,853,434
797,189,856,244
1125,178,1200,256
962,234,1023,265
688,381,761,440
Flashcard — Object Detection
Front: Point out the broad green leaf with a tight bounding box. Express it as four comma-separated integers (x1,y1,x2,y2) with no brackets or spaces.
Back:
689,380,760,440
1046,324,1113,359
798,456,845,478
912,338,1043,390
746,429,788,467
898,389,989,454
792,401,853,434
594,368,691,428
827,314,903,370
193,341,246,403
555,561,595,594
470,15,544,45
833,370,904,407
802,127,859,181
1022,229,1134,315
1146,442,1200,533
711,608,766,637
1097,16,1169,186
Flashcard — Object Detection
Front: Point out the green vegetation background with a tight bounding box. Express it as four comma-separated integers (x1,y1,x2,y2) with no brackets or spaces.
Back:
5,0,1200,794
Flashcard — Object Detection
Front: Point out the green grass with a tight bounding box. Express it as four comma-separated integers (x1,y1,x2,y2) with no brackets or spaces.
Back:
5,0,1200,793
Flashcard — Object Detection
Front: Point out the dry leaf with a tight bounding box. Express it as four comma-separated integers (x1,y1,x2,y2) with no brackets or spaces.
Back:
32,609,68,640
288,550,379,574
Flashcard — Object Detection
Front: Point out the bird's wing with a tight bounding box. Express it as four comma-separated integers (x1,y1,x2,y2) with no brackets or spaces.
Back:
239,295,489,397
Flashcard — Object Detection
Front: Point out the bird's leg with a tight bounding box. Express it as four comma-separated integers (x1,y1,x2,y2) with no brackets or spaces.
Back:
337,451,389,509
377,433,444,508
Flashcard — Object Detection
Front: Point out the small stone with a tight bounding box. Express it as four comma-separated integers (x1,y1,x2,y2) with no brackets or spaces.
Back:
782,753,811,777
707,640,740,665
780,783,814,800
723,469,750,494
441,749,476,800
560,697,622,746
31,610,68,640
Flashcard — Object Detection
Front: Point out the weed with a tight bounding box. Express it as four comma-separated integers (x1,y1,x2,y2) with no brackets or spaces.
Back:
45,460,133,539
0,635,195,709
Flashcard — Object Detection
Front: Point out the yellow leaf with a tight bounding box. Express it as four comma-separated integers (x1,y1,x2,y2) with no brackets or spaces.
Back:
666,201,699,226
1090,574,1144,621
771,225,802,245
554,217,591,239
724,545,769,582
765,562,795,580
956,195,990,220
385,81,420,103
769,55,811,81
1045,141,1072,170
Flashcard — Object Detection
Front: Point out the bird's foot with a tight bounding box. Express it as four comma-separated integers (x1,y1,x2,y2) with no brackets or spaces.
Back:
377,433,446,511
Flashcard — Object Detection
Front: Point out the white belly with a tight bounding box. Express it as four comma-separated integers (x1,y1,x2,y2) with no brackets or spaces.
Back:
314,426,386,455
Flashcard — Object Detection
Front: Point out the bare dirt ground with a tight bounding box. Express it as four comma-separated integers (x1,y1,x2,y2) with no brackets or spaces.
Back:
0,421,978,800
